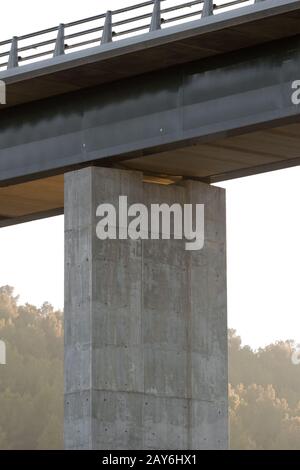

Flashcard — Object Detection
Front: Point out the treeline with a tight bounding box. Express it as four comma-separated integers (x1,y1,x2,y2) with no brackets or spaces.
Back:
229,330,300,449
0,286,63,449
0,286,299,449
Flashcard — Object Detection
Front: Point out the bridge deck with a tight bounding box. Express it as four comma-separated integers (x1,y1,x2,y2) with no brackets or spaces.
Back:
1,0,300,108
0,0,300,226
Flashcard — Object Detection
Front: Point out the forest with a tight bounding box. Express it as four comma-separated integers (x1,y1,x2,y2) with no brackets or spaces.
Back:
0,285,299,449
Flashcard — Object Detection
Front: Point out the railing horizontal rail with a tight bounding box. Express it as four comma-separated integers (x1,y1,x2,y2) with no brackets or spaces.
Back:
0,0,257,70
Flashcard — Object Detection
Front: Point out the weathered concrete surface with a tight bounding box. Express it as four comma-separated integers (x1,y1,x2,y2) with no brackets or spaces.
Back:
64,166,228,450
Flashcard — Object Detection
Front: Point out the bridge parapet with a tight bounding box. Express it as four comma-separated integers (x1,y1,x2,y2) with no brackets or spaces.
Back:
0,0,255,71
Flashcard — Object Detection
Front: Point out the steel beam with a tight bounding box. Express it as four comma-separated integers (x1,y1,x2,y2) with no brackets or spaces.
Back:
0,35,300,186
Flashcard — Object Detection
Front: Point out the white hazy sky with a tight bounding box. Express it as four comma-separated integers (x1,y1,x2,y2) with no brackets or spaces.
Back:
0,0,299,349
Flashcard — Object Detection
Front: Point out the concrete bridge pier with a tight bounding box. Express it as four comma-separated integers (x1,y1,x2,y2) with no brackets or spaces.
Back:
64,166,228,450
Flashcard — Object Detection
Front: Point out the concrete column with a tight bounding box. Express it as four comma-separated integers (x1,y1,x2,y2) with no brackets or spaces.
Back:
64,166,228,450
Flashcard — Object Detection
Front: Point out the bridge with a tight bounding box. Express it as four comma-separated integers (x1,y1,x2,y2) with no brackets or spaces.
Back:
0,0,299,450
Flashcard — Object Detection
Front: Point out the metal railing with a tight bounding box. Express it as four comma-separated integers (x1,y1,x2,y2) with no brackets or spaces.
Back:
0,0,260,71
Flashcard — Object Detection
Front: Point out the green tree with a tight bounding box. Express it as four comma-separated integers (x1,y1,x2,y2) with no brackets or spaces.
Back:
0,286,63,449
229,330,300,450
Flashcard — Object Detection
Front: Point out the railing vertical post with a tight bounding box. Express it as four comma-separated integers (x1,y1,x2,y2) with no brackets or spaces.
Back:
150,0,161,31
202,0,214,18
7,36,18,69
101,11,112,44
54,24,65,57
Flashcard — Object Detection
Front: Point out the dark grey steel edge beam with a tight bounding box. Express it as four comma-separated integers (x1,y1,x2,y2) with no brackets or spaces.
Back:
0,34,300,186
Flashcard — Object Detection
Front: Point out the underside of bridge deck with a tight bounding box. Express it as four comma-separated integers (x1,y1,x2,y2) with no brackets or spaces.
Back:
1,120,300,227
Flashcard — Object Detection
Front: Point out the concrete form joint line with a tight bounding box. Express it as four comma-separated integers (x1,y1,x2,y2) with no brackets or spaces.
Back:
92,388,215,403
